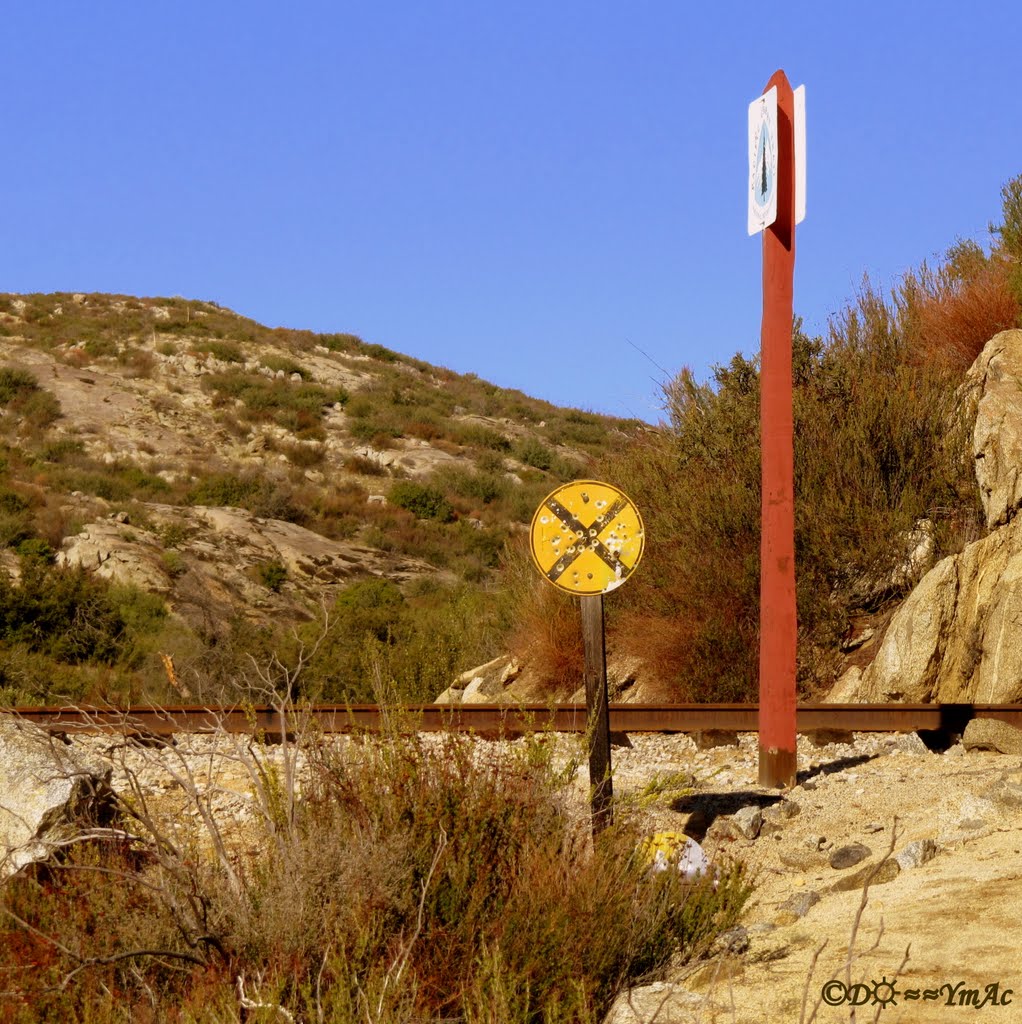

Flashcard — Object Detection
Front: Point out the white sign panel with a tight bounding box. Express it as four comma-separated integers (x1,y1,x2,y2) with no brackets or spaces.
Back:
748,87,778,235
794,84,806,225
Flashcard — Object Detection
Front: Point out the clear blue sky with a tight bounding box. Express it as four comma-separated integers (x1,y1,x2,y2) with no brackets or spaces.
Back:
4,2,1021,422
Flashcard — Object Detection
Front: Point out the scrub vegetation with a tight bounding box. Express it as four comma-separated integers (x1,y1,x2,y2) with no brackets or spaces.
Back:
510,174,1022,700
0,712,751,1022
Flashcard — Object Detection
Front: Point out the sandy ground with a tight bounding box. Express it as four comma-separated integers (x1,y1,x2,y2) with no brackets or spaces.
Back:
601,732,1022,1024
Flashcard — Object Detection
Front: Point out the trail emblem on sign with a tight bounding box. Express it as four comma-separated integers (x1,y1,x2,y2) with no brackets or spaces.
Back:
530,480,644,595
747,87,778,235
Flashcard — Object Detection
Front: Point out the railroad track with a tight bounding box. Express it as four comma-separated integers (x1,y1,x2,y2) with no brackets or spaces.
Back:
6,703,1022,738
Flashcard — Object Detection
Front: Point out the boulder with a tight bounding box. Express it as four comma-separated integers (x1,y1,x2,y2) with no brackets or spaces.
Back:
983,770,1022,809
775,889,820,924
842,517,1022,703
605,983,703,1024
693,730,739,750
895,838,937,871
0,717,115,879
962,719,1022,755
732,805,762,840
434,654,520,704
828,858,900,893
833,331,1022,706
970,329,1022,528
829,842,871,870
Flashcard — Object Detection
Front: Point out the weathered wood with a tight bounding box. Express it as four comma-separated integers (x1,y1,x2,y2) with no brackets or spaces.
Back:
759,69,798,789
581,594,613,832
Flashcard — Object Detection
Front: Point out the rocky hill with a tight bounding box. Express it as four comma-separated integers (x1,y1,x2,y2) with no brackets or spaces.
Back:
0,292,643,705
835,329,1022,706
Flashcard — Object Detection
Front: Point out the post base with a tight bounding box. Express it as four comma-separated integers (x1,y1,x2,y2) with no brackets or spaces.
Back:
758,746,797,789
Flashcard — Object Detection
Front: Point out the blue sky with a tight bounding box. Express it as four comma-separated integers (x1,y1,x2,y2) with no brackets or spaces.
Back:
4,2,1021,422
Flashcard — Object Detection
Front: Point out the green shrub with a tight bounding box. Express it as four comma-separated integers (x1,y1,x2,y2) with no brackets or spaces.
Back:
0,367,61,430
0,487,34,548
202,371,341,434
186,472,258,507
597,303,984,701
389,480,455,522
281,440,325,467
258,560,288,592
14,537,54,563
50,463,170,502
0,560,125,664
0,367,40,405
195,339,244,363
514,437,554,471
435,465,507,505
321,331,364,352
37,438,85,462
157,521,193,548
161,549,187,578
456,422,512,451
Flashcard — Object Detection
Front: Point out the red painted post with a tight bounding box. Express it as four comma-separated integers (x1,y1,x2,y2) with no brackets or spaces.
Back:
758,70,798,789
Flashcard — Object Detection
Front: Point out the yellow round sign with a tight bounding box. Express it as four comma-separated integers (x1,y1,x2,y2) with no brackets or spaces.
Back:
529,480,644,595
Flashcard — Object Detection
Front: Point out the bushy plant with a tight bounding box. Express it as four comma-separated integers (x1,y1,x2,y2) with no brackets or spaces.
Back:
257,560,288,592
514,437,554,471
0,559,126,665
260,353,310,378
0,719,751,1021
591,293,988,700
389,480,455,522
0,366,61,431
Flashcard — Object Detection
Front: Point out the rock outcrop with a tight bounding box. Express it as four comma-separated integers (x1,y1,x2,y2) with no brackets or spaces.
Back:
0,718,115,879
972,329,1022,528
836,330,1022,705
57,502,442,629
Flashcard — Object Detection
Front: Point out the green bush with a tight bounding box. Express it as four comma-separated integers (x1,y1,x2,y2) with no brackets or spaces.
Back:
321,331,364,352
0,367,40,405
0,367,61,430
202,371,341,435
455,423,512,451
258,560,288,592
435,465,507,505
514,437,554,471
161,549,187,578
37,438,85,462
186,472,258,507
50,463,170,502
389,480,455,522
186,472,304,522
260,353,310,379
195,339,244,363
0,560,125,664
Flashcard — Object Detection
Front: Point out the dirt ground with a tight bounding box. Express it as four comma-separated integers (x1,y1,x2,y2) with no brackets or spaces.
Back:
599,731,1022,1024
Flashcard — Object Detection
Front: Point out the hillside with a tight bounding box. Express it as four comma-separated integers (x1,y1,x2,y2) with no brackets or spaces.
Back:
0,292,643,705
1,178,1021,710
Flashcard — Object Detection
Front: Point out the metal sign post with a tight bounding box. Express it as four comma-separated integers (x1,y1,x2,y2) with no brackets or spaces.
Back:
748,71,805,788
530,480,645,833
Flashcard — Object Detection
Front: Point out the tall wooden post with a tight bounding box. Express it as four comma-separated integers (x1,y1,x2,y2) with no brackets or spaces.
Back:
758,69,798,789
581,594,612,832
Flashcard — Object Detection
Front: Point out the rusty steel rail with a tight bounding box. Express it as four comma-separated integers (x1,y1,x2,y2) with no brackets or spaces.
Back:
5,703,1022,738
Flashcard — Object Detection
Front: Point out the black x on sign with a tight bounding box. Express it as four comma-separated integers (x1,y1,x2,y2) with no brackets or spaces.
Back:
529,480,644,595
